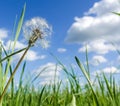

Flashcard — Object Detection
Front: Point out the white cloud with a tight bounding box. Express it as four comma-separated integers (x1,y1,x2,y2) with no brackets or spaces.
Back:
5,40,26,50
26,50,46,61
5,40,45,61
66,14,120,43
93,66,120,75
0,28,8,40
57,48,67,53
14,49,46,61
65,0,120,54
78,39,115,54
35,63,61,77
86,0,120,16
90,55,107,66
92,55,107,63
38,55,46,60
39,77,60,85
33,63,62,85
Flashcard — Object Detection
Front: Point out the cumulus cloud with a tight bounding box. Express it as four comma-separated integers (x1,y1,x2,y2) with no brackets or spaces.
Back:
93,66,120,75
25,50,46,61
66,15,120,43
65,0,120,54
86,0,120,16
90,55,107,66
0,28,8,40
57,48,67,53
33,63,62,85
78,39,115,54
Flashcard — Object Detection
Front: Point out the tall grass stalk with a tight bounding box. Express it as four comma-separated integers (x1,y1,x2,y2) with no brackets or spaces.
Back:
75,56,100,106
0,4,26,104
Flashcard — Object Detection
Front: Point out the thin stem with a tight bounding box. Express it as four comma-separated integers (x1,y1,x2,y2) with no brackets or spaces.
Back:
0,47,27,63
0,44,31,103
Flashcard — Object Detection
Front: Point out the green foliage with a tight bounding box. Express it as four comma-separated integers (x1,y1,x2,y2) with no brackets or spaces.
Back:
1,41,120,106
0,3,26,105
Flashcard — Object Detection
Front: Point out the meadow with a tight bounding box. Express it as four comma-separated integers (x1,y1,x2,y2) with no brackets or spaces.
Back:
0,4,120,106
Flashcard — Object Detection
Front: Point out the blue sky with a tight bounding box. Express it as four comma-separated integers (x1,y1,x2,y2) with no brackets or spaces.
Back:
0,0,120,86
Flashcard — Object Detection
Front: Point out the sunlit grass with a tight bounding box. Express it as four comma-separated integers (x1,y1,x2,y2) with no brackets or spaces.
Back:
1,47,120,106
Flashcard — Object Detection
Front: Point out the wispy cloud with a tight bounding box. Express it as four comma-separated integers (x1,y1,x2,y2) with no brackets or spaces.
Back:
0,28,8,40
33,62,62,85
66,0,120,54
90,55,107,66
34,62,61,77
93,66,120,75
5,40,26,50
57,48,67,53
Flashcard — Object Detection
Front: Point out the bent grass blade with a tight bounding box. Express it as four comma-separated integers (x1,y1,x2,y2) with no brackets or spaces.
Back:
75,56,100,106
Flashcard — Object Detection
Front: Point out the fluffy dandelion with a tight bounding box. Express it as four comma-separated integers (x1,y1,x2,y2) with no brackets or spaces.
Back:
0,17,52,103
23,17,52,48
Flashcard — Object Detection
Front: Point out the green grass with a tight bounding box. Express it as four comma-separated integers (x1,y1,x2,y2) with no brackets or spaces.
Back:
1,5,120,106
1,50,120,106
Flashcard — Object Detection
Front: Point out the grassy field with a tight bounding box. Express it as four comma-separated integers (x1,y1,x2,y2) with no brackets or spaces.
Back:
0,4,120,106
1,50,120,106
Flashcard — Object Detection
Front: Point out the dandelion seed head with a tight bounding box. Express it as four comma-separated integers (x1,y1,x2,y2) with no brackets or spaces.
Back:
23,17,52,48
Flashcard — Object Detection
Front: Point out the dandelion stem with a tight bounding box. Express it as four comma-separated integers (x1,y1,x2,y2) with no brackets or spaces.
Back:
0,47,27,63
0,44,31,103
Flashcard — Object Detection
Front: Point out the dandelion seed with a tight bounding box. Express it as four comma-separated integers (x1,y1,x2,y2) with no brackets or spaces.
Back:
23,17,52,48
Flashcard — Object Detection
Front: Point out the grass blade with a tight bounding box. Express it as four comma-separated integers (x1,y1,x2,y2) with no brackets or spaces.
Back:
37,85,46,106
103,73,113,99
75,56,99,106
85,46,90,79
0,47,27,63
